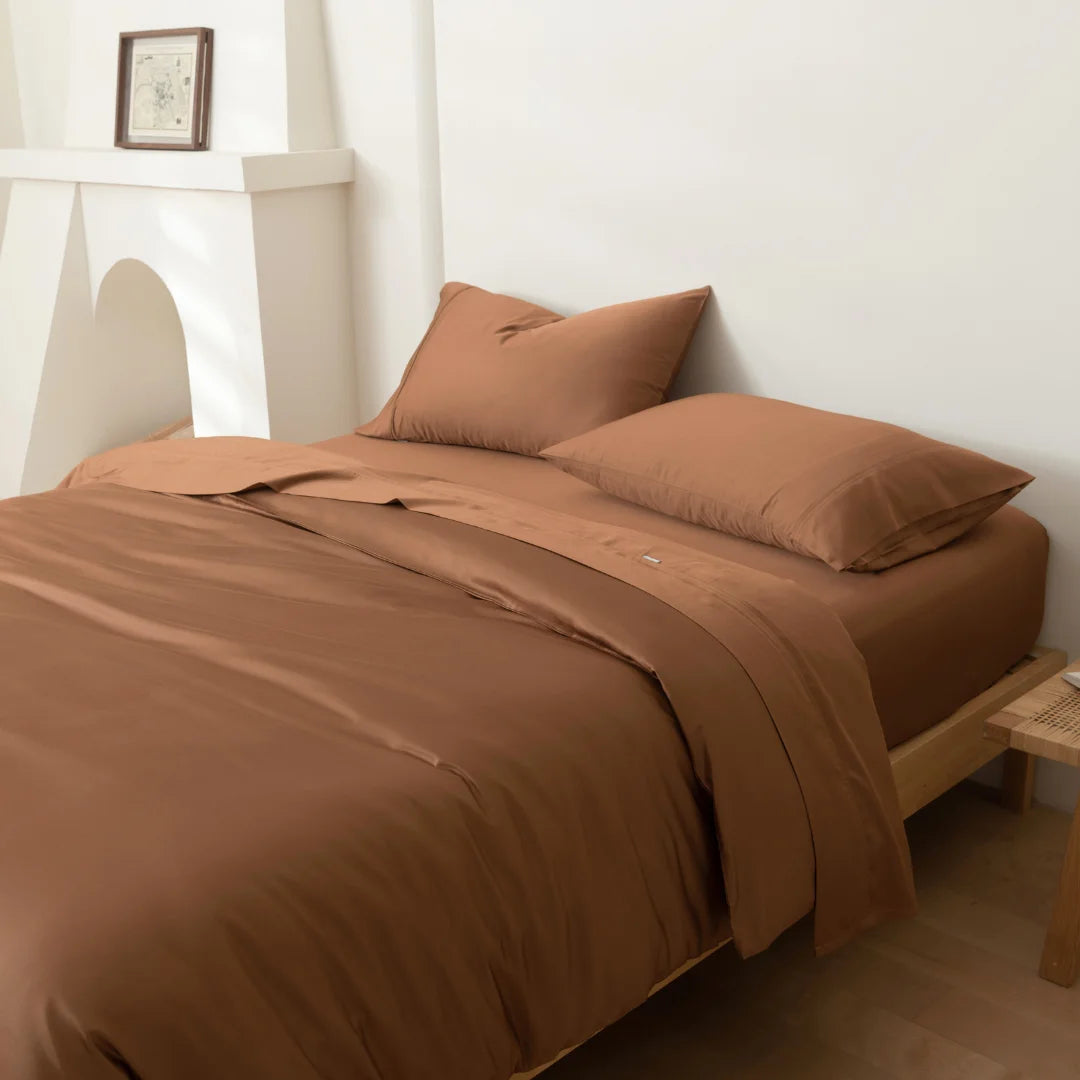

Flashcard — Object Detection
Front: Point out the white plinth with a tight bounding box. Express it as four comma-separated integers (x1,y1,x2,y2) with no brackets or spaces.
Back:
0,149,357,497
0,148,355,192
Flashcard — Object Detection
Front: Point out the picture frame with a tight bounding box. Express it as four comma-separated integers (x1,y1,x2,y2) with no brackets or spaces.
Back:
114,28,214,151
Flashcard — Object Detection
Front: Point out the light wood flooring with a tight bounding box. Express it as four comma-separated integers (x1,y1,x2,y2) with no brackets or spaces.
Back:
547,783,1080,1079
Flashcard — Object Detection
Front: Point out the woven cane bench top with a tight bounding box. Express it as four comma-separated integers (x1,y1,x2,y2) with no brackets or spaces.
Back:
985,660,1080,767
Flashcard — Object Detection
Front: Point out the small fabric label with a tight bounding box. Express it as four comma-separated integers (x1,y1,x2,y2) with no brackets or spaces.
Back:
642,554,662,564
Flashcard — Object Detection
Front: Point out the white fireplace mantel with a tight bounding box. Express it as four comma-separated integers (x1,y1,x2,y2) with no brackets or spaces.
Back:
0,147,355,193
0,0,361,498
0,146,358,497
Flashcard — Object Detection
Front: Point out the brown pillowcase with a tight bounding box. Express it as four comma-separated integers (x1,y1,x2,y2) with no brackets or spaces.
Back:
541,394,1033,572
357,282,710,456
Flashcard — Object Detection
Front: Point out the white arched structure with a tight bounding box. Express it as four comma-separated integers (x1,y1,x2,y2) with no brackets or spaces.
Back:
17,256,192,494
0,0,357,497
0,163,356,496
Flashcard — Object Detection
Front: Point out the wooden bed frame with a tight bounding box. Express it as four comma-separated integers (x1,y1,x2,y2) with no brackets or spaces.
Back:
512,645,1068,1080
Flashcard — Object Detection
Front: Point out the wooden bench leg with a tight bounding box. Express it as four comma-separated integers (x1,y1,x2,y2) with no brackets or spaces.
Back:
1001,748,1036,814
1040,792,1080,987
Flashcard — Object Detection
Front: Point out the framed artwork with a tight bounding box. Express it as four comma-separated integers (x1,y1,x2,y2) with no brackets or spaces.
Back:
114,28,214,151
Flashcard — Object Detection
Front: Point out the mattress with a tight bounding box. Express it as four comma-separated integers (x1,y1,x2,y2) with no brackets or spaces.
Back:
318,433,1049,748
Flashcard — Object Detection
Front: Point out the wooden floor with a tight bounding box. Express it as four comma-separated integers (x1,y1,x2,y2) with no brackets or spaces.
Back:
546,783,1080,1079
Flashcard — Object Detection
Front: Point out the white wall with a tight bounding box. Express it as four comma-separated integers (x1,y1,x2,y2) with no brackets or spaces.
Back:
20,254,192,493
321,0,443,417
64,0,334,152
6,0,65,147
432,1,1080,805
0,0,22,239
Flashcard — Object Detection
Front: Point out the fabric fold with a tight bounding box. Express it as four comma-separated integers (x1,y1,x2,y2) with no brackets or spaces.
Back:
64,436,916,954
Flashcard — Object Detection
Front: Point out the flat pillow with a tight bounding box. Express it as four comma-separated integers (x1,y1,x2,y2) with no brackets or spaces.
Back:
357,282,710,456
541,394,1033,572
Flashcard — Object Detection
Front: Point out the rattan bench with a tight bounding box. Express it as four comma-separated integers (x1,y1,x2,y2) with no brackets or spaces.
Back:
986,659,1080,986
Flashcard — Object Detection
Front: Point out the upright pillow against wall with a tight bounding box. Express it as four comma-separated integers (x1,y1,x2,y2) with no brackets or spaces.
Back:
358,282,710,455
542,394,1033,571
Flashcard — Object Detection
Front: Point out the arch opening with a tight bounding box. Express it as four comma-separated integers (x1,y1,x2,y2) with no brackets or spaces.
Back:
91,258,192,449
21,258,193,493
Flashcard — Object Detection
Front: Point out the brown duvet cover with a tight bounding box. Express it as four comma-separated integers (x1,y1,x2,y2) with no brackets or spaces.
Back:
0,437,914,1079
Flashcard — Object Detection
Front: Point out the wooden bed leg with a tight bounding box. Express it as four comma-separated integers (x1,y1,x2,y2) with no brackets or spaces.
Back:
1001,748,1036,814
1040,792,1080,987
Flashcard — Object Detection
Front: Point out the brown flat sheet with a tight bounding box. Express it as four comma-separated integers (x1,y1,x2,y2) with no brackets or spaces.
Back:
318,435,1049,747
1,437,917,1079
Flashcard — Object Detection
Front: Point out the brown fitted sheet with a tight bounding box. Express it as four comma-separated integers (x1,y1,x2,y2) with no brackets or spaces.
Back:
318,434,1049,748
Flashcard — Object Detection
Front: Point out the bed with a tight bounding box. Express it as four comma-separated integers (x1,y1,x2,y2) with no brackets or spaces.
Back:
319,433,1051,753
0,430,1056,1080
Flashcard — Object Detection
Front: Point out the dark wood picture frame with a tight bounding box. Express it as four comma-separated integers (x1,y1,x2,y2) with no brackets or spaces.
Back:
114,27,214,151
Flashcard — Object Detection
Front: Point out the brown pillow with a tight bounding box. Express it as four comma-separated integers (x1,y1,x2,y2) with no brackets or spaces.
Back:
541,394,1033,571
357,282,710,456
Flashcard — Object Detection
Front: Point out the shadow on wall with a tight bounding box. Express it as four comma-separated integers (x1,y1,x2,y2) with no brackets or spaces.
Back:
340,151,386,420
93,258,193,443
1014,451,1080,655
670,292,757,400
340,149,440,422
21,258,192,491
0,180,9,248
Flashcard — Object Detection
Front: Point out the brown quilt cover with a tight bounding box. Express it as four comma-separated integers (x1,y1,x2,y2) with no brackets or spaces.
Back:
0,438,914,1079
